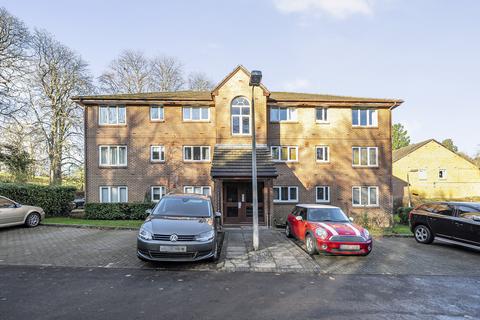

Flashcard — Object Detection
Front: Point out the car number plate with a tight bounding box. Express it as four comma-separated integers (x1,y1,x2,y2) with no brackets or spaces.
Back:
159,246,187,253
340,244,360,251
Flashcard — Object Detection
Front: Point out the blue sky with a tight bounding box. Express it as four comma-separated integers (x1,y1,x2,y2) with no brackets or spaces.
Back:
2,0,479,155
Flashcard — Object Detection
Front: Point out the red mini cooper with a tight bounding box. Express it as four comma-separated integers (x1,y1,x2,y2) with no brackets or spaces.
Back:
286,204,372,256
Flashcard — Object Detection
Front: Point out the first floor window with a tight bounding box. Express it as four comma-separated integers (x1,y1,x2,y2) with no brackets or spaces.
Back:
183,146,210,161
150,105,164,121
183,106,209,121
99,145,127,166
316,107,328,122
273,186,298,203
418,169,427,180
352,147,378,166
438,169,447,179
270,106,297,122
151,186,166,202
352,186,378,207
184,186,211,196
316,146,329,162
352,108,377,127
99,105,126,125
271,146,298,162
100,186,128,203
150,146,165,162
316,186,330,203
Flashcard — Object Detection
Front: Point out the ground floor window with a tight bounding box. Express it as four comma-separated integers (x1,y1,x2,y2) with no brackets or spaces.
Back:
352,186,378,207
273,186,298,203
315,186,330,203
100,186,128,203
184,186,211,196
151,186,166,202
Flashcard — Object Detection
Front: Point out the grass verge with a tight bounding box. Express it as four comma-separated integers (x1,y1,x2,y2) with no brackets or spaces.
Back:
43,217,143,229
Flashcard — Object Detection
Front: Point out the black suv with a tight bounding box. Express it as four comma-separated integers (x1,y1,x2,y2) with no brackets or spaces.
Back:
409,202,480,248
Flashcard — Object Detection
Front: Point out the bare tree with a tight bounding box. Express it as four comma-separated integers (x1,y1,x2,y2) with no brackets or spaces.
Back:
149,55,185,92
188,72,214,91
98,50,150,94
27,29,93,185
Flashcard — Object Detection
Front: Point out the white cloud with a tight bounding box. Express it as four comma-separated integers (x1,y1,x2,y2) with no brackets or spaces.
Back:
283,78,312,91
272,0,374,19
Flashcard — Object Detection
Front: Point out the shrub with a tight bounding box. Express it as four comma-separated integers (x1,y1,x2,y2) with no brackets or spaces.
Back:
84,202,154,220
396,207,413,225
0,183,76,216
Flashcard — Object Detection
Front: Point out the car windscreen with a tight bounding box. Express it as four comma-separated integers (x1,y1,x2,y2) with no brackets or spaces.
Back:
153,197,212,217
308,208,349,222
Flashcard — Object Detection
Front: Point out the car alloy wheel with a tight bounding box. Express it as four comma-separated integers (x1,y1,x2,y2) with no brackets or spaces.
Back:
414,225,433,244
305,234,316,255
26,213,40,227
285,224,292,238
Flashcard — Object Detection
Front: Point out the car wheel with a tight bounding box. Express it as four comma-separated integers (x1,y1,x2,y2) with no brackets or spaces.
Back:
414,225,434,244
209,240,220,262
285,223,293,238
25,212,41,228
305,234,317,255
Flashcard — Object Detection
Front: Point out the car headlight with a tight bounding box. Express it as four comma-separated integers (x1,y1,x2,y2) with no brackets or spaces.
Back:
139,227,153,240
363,229,370,239
195,230,215,242
315,227,328,240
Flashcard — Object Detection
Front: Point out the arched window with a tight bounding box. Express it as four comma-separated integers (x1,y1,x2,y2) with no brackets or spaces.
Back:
231,96,250,135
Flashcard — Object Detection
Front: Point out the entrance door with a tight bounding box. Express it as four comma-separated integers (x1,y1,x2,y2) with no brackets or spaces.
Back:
223,181,264,224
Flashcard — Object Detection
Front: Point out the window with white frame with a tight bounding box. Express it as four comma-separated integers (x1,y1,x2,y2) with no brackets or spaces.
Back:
151,186,166,202
273,186,298,203
316,146,329,162
99,146,127,166
231,97,251,135
316,107,328,122
183,146,210,161
100,186,128,203
99,105,126,125
270,106,297,122
316,186,330,203
150,105,164,121
184,186,212,196
438,169,447,179
183,106,209,121
352,147,378,167
352,109,378,127
150,146,165,162
271,146,298,162
418,169,427,180
352,186,379,207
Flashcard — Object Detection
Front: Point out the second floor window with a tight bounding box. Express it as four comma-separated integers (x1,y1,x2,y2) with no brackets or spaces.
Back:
184,186,212,196
352,147,378,167
150,105,164,121
316,107,328,122
99,105,126,125
184,146,210,162
150,146,165,162
316,146,329,162
352,108,377,127
271,146,298,162
231,97,250,135
352,186,379,207
183,106,209,121
99,146,127,166
270,106,297,122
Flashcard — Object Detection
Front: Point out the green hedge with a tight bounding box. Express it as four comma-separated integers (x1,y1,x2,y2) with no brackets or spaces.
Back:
0,183,76,216
396,207,414,224
84,202,154,220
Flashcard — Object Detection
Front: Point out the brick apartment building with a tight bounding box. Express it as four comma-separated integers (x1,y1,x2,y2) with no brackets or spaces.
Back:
73,66,403,226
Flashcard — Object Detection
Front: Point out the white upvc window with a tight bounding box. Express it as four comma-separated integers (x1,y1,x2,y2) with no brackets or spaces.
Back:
438,169,447,180
352,147,378,167
99,105,126,125
316,107,328,123
183,146,211,162
231,96,251,135
183,106,209,121
150,146,165,162
352,186,379,207
316,186,330,203
151,186,166,202
352,108,378,127
271,146,298,162
316,146,329,162
99,145,127,166
273,186,298,203
184,186,212,196
418,169,427,180
100,186,128,203
150,105,164,121
270,106,297,122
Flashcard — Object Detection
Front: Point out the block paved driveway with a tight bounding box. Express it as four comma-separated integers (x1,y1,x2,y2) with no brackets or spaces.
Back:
0,225,479,275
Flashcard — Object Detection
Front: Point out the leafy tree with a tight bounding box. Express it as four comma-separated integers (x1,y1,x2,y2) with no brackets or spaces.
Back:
441,138,458,152
0,143,34,182
392,123,410,150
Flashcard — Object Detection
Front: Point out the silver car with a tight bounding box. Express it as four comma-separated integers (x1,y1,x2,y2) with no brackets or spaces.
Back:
0,196,45,228
137,193,221,262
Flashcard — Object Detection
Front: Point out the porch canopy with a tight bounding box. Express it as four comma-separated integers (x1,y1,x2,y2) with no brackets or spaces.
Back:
211,145,278,178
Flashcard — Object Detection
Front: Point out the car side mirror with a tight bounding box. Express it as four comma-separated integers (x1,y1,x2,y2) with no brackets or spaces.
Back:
295,216,303,221
349,217,354,222
145,209,152,215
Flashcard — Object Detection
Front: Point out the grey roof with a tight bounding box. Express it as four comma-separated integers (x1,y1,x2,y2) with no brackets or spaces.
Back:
211,146,278,178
